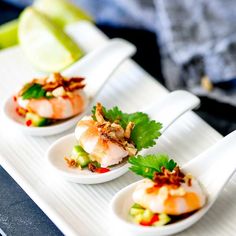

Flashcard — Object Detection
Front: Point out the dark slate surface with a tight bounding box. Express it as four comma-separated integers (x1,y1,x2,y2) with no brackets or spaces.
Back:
0,0,21,24
0,166,62,236
0,1,235,236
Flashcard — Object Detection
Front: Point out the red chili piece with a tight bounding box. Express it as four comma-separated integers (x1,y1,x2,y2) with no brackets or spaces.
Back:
140,214,159,226
26,120,32,126
13,96,17,102
95,167,110,174
16,107,27,117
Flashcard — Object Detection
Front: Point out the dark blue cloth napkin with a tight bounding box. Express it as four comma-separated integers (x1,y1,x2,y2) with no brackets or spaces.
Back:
8,0,236,105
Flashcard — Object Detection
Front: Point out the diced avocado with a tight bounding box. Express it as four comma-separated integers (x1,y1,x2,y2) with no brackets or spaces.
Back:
129,203,145,216
72,145,87,156
130,208,145,216
141,209,154,222
76,155,90,167
71,145,90,167
131,203,145,209
25,112,49,126
132,214,143,224
153,213,171,226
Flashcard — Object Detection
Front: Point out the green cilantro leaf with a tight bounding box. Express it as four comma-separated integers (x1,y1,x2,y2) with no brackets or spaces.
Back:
130,118,162,151
92,105,162,151
128,154,177,179
22,83,47,100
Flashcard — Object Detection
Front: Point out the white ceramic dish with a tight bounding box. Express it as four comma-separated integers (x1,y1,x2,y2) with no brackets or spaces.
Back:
110,131,236,236
1,22,234,236
3,38,136,136
46,90,200,184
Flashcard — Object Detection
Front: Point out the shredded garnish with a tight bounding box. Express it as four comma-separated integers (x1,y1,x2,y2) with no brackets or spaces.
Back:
64,157,78,168
88,162,98,172
128,154,193,187
19,72,85,100
42,73,85,92
153,166,185,187
92,103,162,153
124,121,134,139
184,174,193,187
93,103,137,156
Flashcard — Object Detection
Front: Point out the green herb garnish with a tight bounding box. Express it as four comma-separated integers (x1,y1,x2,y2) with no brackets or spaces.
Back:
22,83,47,100
128,154,177,179
92,105,162,151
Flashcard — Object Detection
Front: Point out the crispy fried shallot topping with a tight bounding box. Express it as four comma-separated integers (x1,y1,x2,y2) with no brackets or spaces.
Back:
64,157,78,168
19,72,85,97
88,162,97,172
124,122,135,139
95,103,105,123
153,166,188,188
94,103,137,156
43,73,85,92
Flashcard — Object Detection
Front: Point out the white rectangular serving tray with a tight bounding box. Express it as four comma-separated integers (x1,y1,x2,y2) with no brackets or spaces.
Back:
0,22,236,236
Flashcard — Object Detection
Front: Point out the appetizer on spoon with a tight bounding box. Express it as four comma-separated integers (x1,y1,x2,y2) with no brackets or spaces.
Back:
127,154,206,226
66,102,161,171
47,90,200,184
14,72,86,127
49,102,162,180
3,38,136,136
110,131,236,236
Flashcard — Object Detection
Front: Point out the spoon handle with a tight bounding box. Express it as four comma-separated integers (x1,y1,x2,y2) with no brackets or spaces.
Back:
63,38,136,98
183,130,236,198
145,90,200,133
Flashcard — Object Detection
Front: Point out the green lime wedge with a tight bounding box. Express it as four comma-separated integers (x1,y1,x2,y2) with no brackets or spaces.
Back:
18,7,83,72
0,19,18,49
34,0,93,28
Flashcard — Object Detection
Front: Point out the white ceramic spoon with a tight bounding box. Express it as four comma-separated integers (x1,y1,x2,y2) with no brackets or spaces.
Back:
110,130,236,236
3,38,136,136
46,90,200,184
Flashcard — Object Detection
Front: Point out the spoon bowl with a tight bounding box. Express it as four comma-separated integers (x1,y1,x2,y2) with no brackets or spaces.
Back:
3,94,89,136
110,180,210,236
47,133,129,184
46,90,200,184
110,131,236,235
3,38,136,136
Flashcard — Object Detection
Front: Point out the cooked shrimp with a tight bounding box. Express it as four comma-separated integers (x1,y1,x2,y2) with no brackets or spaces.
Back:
17,90,86,119
133,178,206,215
75,116,129,167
